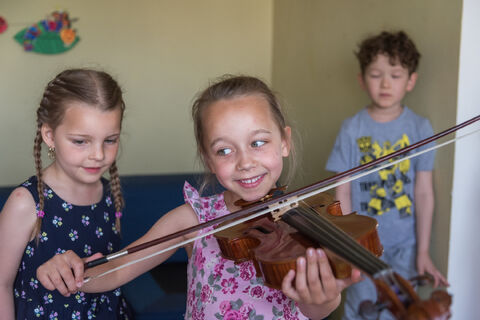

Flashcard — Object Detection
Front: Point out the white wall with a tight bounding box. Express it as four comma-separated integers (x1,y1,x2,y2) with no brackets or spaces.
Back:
448,0,480,318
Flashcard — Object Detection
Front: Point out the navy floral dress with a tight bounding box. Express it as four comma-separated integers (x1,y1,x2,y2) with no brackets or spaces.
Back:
14,176,133,319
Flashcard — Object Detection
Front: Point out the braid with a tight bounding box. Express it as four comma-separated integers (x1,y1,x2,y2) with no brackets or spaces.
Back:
109,162,124,234
32,121,44,243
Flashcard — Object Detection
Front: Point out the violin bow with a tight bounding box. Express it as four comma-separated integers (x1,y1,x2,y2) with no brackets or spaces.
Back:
84,114,480,282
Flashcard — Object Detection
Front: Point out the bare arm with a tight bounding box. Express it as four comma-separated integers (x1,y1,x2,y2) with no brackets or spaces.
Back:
37,203,199,296
415,171,448,287
0,188,37,320
335,181,352,215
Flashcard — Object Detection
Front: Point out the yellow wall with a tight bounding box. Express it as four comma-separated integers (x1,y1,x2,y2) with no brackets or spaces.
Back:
0,0,273,185
272,0,462,315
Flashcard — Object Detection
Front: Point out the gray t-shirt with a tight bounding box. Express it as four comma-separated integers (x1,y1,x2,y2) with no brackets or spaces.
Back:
326,107,434,248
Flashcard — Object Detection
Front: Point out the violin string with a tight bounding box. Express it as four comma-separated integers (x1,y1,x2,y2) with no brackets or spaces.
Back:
283,205,388,275
299,206,388,274
284,206,365,266
281,208,379,274
85,127,480,283
295,204,387,271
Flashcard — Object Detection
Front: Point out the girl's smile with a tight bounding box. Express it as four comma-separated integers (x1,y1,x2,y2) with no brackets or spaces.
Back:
83,167,102,174
236,173,266,188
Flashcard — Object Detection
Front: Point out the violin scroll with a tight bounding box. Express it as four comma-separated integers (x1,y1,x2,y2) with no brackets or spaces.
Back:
364,271,452,320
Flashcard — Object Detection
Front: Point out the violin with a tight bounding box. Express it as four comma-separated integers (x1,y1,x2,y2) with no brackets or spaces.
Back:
214,192,383,288
214,191,452,319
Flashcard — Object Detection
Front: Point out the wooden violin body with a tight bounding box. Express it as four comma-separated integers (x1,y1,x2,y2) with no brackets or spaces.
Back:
214,192,383,289
214,192,452,319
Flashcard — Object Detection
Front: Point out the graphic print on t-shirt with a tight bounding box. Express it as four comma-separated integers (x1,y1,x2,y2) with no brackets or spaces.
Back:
356,134,413,217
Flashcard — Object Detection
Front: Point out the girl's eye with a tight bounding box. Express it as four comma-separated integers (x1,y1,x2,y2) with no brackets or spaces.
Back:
369,73,381,78
72,140,85,145
216,148,232,156
252,140,266,148
105,138,118,144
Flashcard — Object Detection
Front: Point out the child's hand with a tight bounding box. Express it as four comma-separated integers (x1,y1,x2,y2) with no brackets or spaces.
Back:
416,251,449,288
281,248,361,318
36,251,102,297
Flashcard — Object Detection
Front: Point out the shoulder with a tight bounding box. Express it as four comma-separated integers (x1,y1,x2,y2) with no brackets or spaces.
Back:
343,109,365,125
329,110,369,148
404,108,433,131
183,181,222,209
5,187,36,210
339,109,368,132
0,186,37,225
0,186,37,280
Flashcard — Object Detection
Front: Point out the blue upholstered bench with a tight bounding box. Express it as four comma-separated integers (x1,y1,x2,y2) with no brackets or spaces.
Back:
119,174,206,320
0,173,217,320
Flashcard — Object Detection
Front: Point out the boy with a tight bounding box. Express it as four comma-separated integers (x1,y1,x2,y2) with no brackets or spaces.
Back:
325,31,449,319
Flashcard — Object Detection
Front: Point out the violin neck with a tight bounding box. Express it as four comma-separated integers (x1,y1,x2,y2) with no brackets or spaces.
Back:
281,205,389,276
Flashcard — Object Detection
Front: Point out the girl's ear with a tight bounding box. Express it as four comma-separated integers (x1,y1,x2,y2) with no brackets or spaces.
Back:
41,124,55,148
281,126,292,157
406,72,418,92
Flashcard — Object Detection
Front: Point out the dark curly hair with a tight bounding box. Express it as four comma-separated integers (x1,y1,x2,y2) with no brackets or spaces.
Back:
355,31,421,75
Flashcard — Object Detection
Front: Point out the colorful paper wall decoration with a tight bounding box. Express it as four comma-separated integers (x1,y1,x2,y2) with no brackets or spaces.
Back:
0,17,7,34
14,11,79,54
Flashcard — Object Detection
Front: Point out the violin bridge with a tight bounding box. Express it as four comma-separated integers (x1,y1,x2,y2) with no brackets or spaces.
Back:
270,196,299,221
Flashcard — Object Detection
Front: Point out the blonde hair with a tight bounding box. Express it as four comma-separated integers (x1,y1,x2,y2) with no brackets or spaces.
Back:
33,69,125,241
191,75,297,194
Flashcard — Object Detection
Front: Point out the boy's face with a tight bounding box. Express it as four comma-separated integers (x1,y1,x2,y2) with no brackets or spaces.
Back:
359,54,417,112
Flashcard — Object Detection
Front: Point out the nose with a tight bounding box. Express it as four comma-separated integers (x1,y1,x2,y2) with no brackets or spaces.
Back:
380,76,390,88
89,143,105,161
236,150,256,171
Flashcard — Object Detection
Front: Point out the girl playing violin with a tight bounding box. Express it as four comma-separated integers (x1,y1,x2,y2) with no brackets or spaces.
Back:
37,75,361,319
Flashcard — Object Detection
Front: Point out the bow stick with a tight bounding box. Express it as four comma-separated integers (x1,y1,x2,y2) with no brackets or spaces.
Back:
84,114,480,282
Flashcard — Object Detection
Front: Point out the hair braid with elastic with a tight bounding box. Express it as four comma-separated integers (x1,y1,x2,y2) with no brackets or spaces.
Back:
32,120,44,242
109,162,124,233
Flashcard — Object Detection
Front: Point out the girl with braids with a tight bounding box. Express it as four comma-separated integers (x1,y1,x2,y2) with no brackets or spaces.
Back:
0,69,133,319
37,75,360,320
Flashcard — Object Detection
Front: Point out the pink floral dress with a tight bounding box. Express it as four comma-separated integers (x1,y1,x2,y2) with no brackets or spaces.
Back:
183,182,308,320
